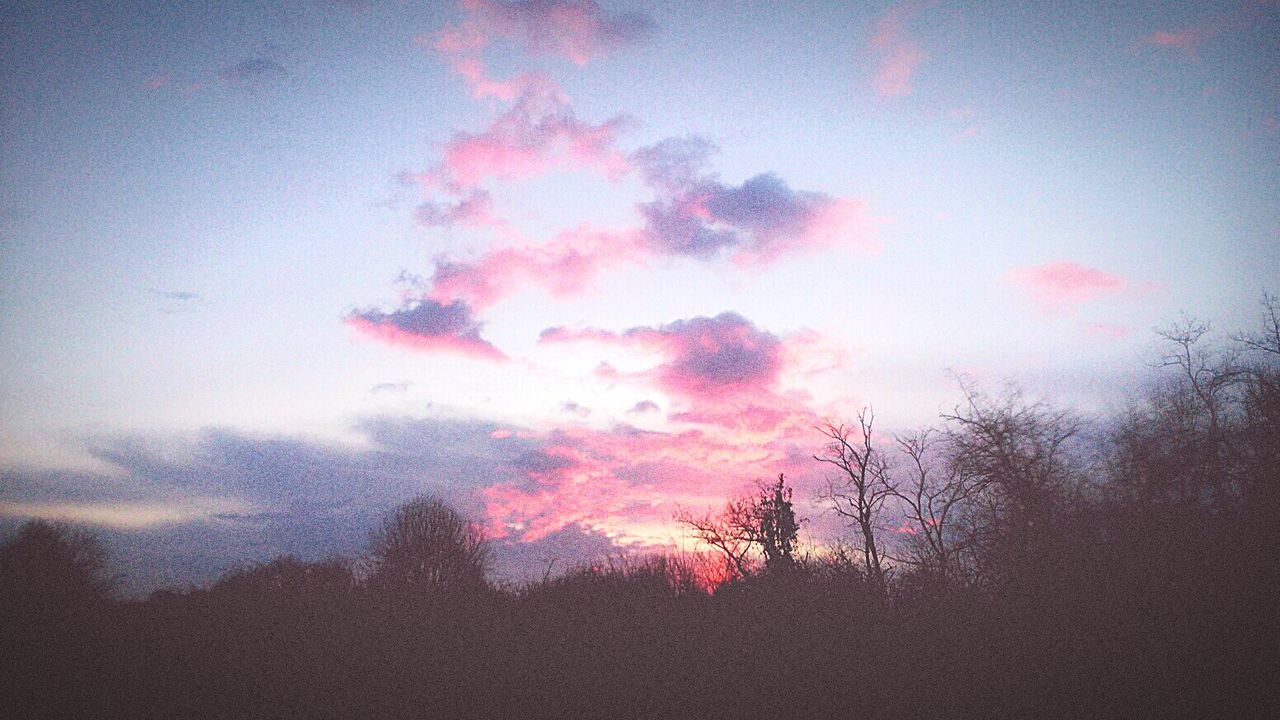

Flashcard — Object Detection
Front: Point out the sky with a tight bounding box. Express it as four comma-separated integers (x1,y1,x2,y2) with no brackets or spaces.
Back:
2,0,1278,593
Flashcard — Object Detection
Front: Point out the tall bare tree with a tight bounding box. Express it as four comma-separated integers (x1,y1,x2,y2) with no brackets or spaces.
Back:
816,410,892,587
887,428,978,584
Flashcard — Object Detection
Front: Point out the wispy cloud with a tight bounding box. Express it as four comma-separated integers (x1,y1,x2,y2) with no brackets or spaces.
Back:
150,288,202,301
219,56,288,91
867,1,929,98
1133,2,1273,59
446,0,656,67
370,380,411,394
1005,261,1129,312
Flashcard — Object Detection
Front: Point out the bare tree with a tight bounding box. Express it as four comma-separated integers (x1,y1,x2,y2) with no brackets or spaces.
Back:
887,428,978,584
368,496,490,595
942,381,1081,582
1231,291,1280,359
815,410,892,587
0,520,112,619
675,474,800,580
1153,316,1247,509
676,498,757,581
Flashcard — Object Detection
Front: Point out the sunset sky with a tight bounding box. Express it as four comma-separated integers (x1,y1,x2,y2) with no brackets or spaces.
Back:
2,0,1278,592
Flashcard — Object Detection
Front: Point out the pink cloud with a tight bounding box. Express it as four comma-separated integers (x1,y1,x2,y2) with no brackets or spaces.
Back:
872,41,928,97
631,138,878,263
346,298,506,360
428,226,645,310
1134,2,1273,58
867,1,930,98
428,82,630,189
541,312,785,401
1005,261,1128,311
459,0,656,66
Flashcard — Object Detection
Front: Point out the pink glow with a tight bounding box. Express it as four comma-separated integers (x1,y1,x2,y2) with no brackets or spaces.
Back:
1085,323,1133,339
1006,262,1128,311
429,227,645,310
1135,26,1216,57
480,422,810,543
144,74,170,90
462,0,654,66
872,41,928,97
434,84,629,188
867,1,929,98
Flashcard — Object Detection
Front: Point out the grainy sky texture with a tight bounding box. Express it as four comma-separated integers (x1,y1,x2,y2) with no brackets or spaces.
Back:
2,0,1278,591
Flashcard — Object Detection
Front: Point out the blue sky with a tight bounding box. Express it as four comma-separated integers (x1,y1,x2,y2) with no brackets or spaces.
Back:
2,0,1277,592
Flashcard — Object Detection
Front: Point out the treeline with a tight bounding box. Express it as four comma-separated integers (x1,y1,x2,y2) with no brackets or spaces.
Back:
3,299,1278,719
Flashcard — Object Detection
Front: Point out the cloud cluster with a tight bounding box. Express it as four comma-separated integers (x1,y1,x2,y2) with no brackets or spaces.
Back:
633,137,873,264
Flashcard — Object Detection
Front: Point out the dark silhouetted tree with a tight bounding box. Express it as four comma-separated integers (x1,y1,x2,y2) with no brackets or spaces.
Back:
817,410,891,587
887,428,979,585
943,381,1081,585
755,474,799,572
676,474,801,580
367,496,490,595
0,519,111,619
211,555,355,606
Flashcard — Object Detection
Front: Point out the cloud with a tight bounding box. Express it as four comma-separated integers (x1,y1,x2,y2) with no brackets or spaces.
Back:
426,225,644,310
478,416,826,545
456,0,656,66
631,137,876,264
867,1,929,97
1005,261,1128,311
150,288,201,301
1135,27,1216,56
541,312,785,400
560,401,591,417
627,400,660,415
399,79,629,209
370,380,411,394
1133,3,1276,58
346,298,506,360
219,57,288,91
443,84,630,188
414,188,498,227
